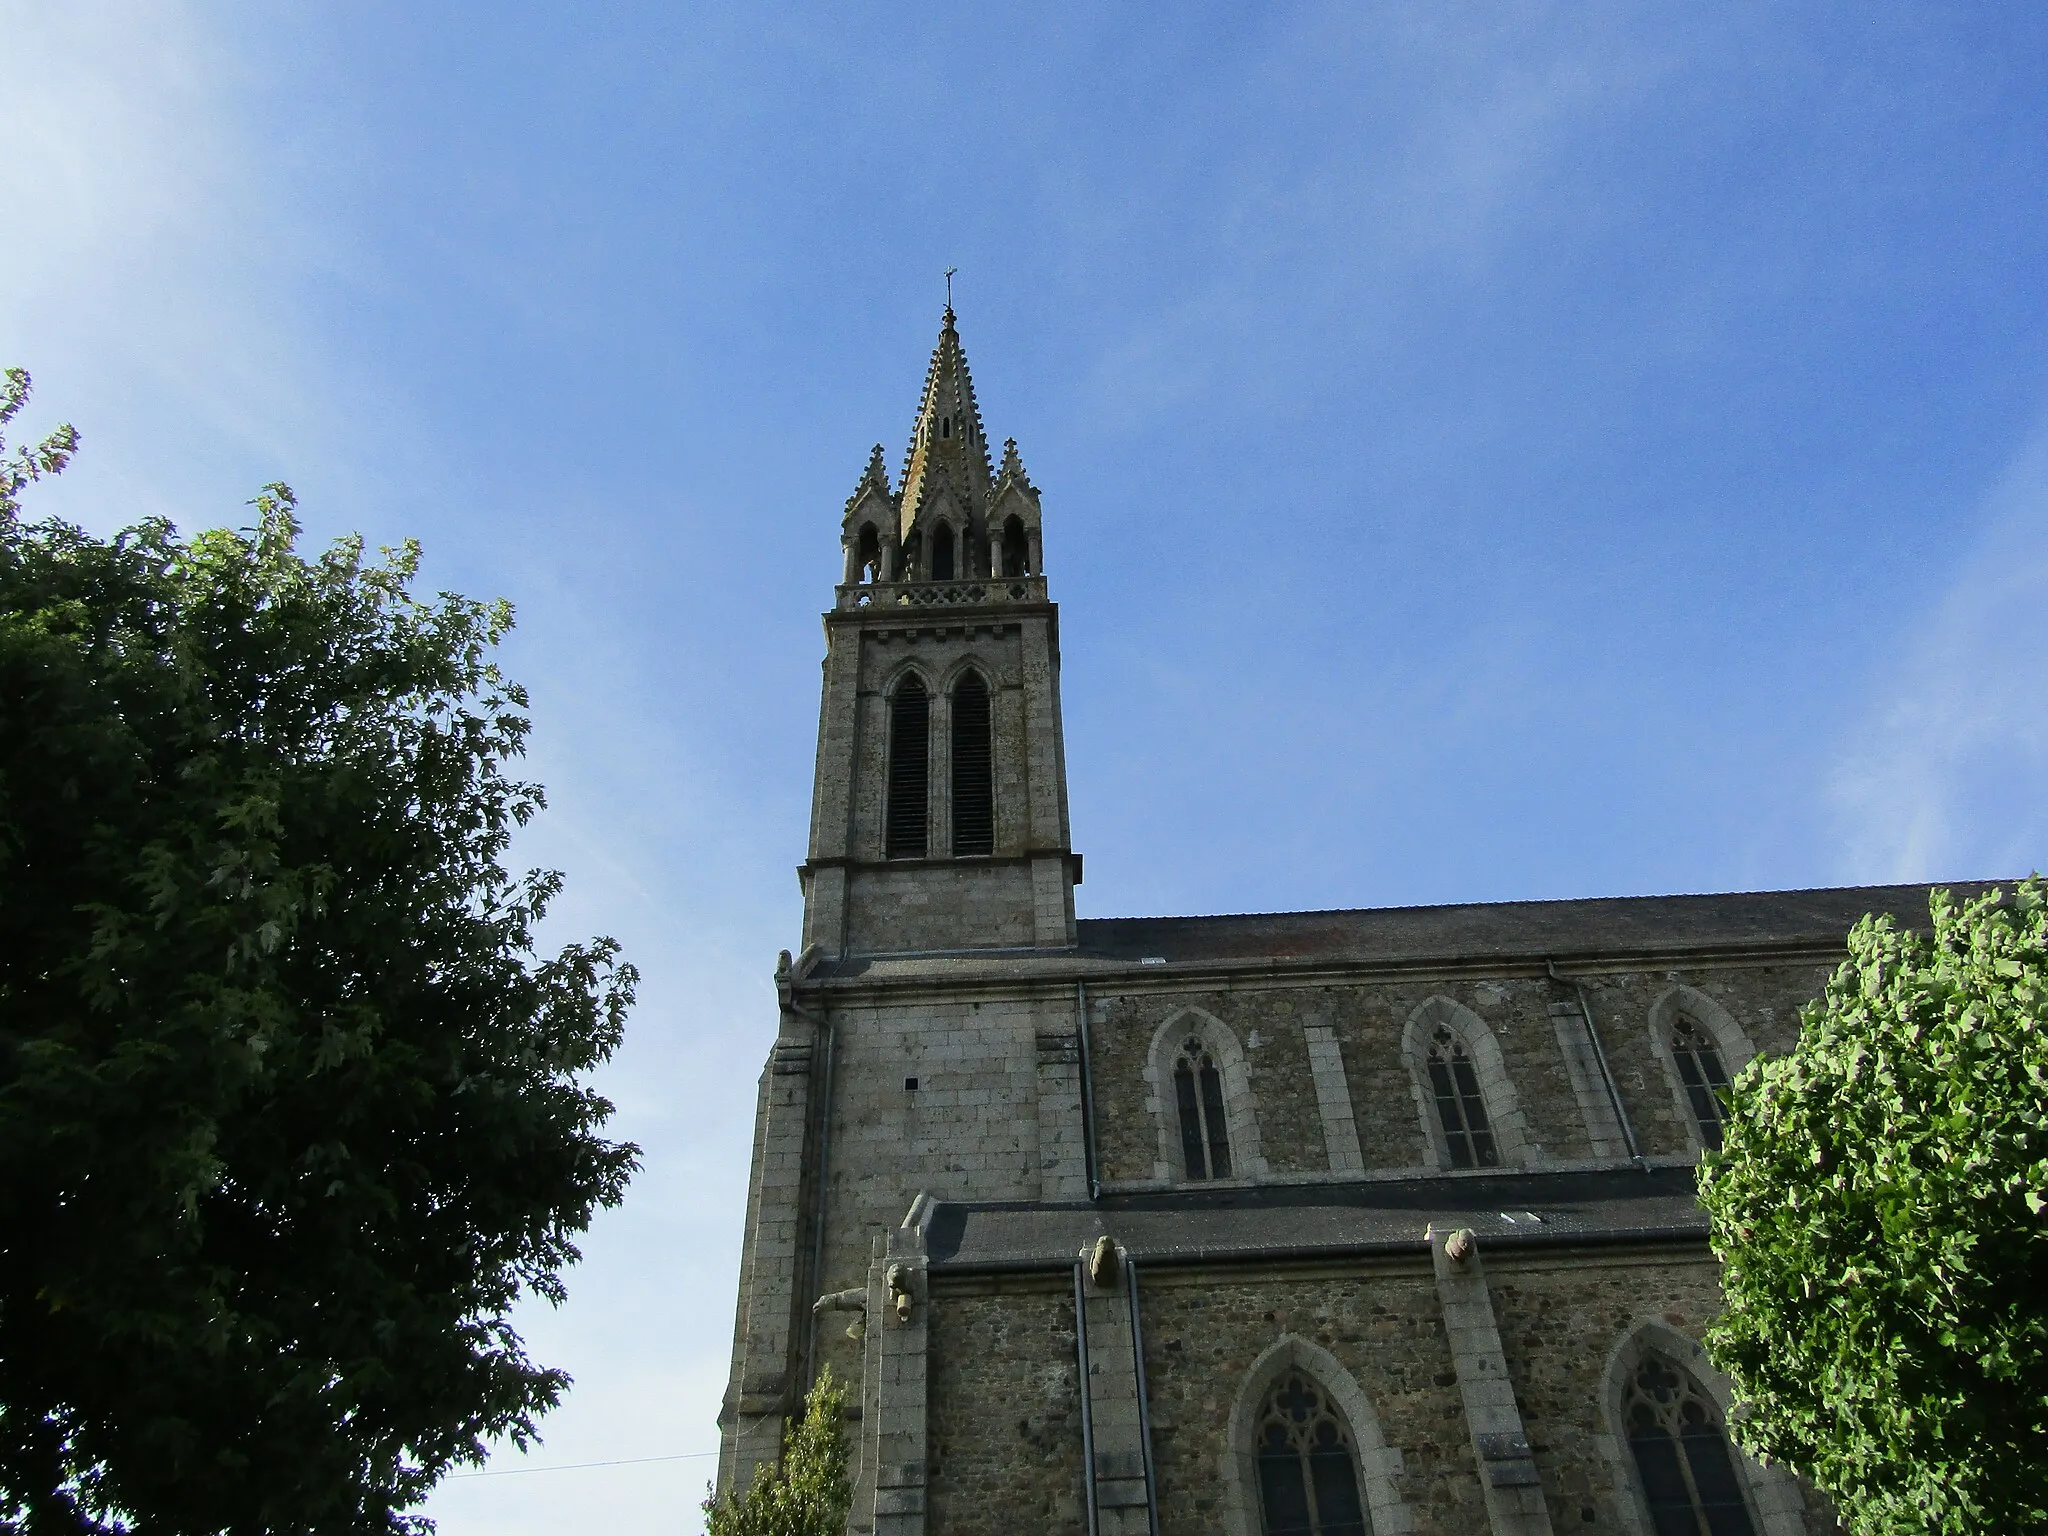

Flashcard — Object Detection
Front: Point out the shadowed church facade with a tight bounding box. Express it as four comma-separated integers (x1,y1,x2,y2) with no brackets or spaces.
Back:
716,310,1897,1535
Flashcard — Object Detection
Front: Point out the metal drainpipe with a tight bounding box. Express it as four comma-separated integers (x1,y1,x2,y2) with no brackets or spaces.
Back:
1074,1260,1099,1536
1547,959,1644,1171
1077,980,1102,1202
1125,1253,1161,1536
791,998,838,1378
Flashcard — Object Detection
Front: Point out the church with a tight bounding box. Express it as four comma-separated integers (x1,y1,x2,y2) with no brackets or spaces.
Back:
715,308,1923,1535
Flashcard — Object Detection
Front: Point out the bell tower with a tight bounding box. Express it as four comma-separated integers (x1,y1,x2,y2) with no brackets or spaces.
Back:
800,307,1078,956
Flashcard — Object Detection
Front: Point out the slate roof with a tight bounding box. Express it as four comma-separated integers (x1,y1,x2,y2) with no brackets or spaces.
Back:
1071,883,1970,966
921,1166,1710,1274
811,881,2001,982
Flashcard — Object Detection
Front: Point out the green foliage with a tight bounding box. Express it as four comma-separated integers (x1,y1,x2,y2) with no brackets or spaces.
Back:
702,1370,851,1536
0,368,80,518
1700,881,2048,1535
0,373,639,1534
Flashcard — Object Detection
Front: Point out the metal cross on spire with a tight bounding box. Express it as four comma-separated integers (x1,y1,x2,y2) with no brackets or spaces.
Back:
944,266,958,312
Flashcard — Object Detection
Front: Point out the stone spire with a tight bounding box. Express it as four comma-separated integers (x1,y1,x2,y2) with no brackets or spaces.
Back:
895,307,994,544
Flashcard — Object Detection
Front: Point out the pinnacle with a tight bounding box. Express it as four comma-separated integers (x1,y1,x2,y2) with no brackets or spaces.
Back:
844,443,892,512
997,437,1032,491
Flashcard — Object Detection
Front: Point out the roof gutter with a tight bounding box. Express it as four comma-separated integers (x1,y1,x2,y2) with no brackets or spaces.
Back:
927,1222,1709,1277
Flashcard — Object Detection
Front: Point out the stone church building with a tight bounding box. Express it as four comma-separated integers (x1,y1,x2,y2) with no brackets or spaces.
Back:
716,309,1920,1535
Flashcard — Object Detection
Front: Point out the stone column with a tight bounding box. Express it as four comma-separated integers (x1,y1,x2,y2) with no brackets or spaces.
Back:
858,1222,929,1536
1430,1227,1552,1536
1549,1001,1630,1161
1036,1027,1090,1200
716,1025,819,1499
1078,1241,1156,1535
928,686,953,861
1303,1023,1365,1173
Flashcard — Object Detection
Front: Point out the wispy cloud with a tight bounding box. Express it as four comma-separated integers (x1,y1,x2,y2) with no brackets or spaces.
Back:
0,2,336,527
1832,406,2048,883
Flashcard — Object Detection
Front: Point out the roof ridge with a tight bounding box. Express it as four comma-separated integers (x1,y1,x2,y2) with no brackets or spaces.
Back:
1074,879,1992,927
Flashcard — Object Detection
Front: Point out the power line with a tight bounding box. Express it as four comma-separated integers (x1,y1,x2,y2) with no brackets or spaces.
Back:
450,1449,719,1479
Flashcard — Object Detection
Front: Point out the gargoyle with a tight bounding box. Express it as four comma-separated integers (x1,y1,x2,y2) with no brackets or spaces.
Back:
1087,1234,1120,1288
885,1263,915,1323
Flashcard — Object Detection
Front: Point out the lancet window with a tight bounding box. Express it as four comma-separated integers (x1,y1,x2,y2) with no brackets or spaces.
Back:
1173,1036,1232,1180
1623,1356,1757,1536
1253,1371,1370,1536
855,522,881,583
1670,1016,1732,1150
950,671,993,856
884,678,929,859
931,521,955,580
1426,1026,1498,1169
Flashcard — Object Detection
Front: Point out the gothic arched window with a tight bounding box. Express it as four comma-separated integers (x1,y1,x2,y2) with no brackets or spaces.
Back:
1173,1036,1232,1180
885,678,929,859
1670,1016,1732,1150
931,521,955,580
1001,515,1028,578
855,522,881,583
1624,1356,1757,1536
950,671,993,857
1254,1371,1370,1536
1426,1026,1498,1169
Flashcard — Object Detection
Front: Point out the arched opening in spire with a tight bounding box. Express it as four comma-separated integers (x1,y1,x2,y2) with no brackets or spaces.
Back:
855,523,881,584
950,671,993,857
885,678,929,859
931,522,955,582
1001,515,1028,578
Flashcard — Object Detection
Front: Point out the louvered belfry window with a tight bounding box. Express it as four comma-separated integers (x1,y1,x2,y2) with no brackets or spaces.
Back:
885,678,930,859
950,671,994,856
1254,1371,1371,1536
1173,1036,1232,1179
1426,1025,1499,1169
1624,1356,1757,1536
1670,1016,1732,1150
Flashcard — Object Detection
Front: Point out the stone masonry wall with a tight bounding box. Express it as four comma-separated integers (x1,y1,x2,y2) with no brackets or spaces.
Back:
926,1282,1086,1535
915,1252,1823,1536
809,992,1073,1392
1487,1251,1724,1533
1562,963,1833,1159
1138,1262,1482,1535
844,862,1040,954
1484,1249,1839,1534
1083,961,1838,1186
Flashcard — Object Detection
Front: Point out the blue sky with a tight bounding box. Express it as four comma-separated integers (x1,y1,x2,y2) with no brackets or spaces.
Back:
5,3,2047,1529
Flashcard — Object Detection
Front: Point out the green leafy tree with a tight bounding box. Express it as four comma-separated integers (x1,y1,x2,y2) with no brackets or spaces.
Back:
0,370,639,1533
1700,881,2048,1534
702,1369,851,1536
